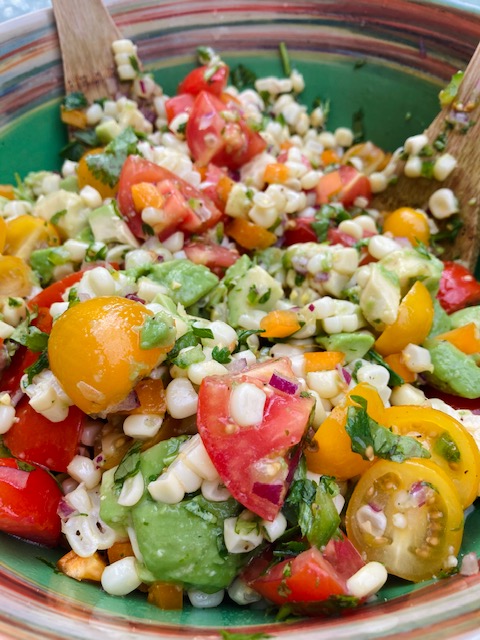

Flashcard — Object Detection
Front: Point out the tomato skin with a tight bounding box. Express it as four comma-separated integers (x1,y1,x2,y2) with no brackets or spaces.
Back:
316,165,371,208
283,218,318,246
183,241,240,276
165,93,195,123
424,386,480,411
177,64,229,97
437,261,480,313
28,271,84,310
245,537,364,611
186,91,266,169
0,458,62,547
117,156,222,239
4,397,85,473
197,358,314,521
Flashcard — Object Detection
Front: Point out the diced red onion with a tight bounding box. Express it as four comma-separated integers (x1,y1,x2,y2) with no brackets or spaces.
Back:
314,271,329,283
94,453,105,469
269,373,299,395
96,390,140,417
226,358,248,373
57,498,75,519
340,366,352,385
252,482,283,505
460,552,480,576
10,388,24,407
125,293,146,304
394,236,412,247
448,110,470,126
308,303,315,312
80,421,103,447
409,481,428,507
368,502,383,513
473,409,480,415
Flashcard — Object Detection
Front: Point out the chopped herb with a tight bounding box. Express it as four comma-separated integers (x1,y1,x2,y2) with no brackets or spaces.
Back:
86,127,140,187
346,398,431,462
74,128,100,147
17,460,36,472
279,42,291,76
63,92,88,110
439,70,464,108
434,431,461,463
142,222,155,237
10,315,49,353
184,500,217,524
129,55,140,73
235,517,260,536
247,285,271,305
234,329,264,350
433,131,448,151
413,241,432,260
24,351,49,384
166,331,199,363
197,46,216,64
431,216,463,245
176,121,187,135
294,273,305,286
114,441,142,491
0,439,12,458
50,209,67,225
192,326,214,339
7,298,21,308
312,97,330,122
68,287,80,307
366,349,404,387
212,346,232,364
419,144,434,157
272,540,309,559
231,64,257,90
85,244,108,262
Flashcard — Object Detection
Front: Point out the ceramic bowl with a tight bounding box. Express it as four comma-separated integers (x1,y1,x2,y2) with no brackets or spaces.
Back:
1,1,480,638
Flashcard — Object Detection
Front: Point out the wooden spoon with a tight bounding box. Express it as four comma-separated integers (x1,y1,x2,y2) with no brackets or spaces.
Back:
372,41,480,270
51,0,123,102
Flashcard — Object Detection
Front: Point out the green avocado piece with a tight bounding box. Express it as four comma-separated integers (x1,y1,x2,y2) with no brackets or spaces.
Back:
449,306,480,332
424,338,480,399
380,248,444,296
149,259,219,307
316,331,375,363
227,265,284,327
428,298,452,337
99,468,130,532
30,246,71,286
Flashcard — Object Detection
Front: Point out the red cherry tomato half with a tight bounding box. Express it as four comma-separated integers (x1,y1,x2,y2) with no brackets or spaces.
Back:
197,358,314,521
117,156,222,239
283,218,319,246
0,457,62,546
177,64,229,97
4,397,85,473
165,93,195,123
437,261,480,313
316,165,371,208
186,91,266,170
183,241,240,277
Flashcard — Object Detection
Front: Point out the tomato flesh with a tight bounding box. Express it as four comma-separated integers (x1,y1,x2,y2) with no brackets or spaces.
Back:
437,261,480,313
183,241,239,276
4,397,85,473
177,64,229,96
0,458,62,546
197,358,314,520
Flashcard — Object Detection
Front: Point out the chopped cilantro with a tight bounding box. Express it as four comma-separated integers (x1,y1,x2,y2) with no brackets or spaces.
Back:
86,127,140,187
17,460,36,472
50,209,67,225
197,46,216,64
114,441,142,491
431,216,463,245
63,92,88,110
7,298,21,308
85,243,108,262
68,287,80,307
10,315,49,352
421,160,435,178
142,222,155,237
231,64,257,90
234,329,264,350
247,285,271,305
192,326,214,340
366,349,404,387
346,398,431,462
413,241,432,260
434,431,461,463
212,346,232,364
184,500,218,524
166,331,199,363
25,351,49,384
433,131,448,151
0,439,12,458
129,55,140,73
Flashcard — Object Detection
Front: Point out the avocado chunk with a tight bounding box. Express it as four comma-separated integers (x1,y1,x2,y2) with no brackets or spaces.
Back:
450,306,480,332
88,202,139,246
380,248,443,296
30,246,71,285
424,338,480,399
227,264,284,327
359,263,400,330
100,437,246,592
428,298,452,337
148,259,219,307
316,331,375,363
33,189,89,238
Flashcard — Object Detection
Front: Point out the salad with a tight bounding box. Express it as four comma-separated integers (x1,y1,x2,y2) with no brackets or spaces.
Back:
0,40,479,618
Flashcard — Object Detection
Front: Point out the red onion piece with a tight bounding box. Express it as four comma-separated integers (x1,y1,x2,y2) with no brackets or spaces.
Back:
473,409,480,415
269,373,299,395
314,271,329,283
226,357,248,373
409,481,428,507
125,293,146,304
308,303,315,312
57,498,75,519
96,390,140,417
339,366,352,385
252,482,283,505
368,502,382,513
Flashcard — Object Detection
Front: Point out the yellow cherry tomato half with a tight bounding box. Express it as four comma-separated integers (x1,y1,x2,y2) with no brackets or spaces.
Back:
345,458,464,582
341,141,387,175
383,207,430,246
48,296,167,414
77,148,118,199
305,383,385,480
0,255,32,297
5,215,60,260
382,405,480,509
375,280,434,356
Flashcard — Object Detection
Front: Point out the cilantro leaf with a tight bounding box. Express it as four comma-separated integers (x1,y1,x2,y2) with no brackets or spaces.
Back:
192,326,214,339
86,127,140,188
24,351,49,384
166,331,199,364
0,438,12,458
63,92,88,110
114,442,142,490
235,329,264,350
365,349,404,387
439,70,464,108
434,431,461,463
9,315,49,353
279,41,291,76
231,64,257,90
212,346,232,364
346,401,431,463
